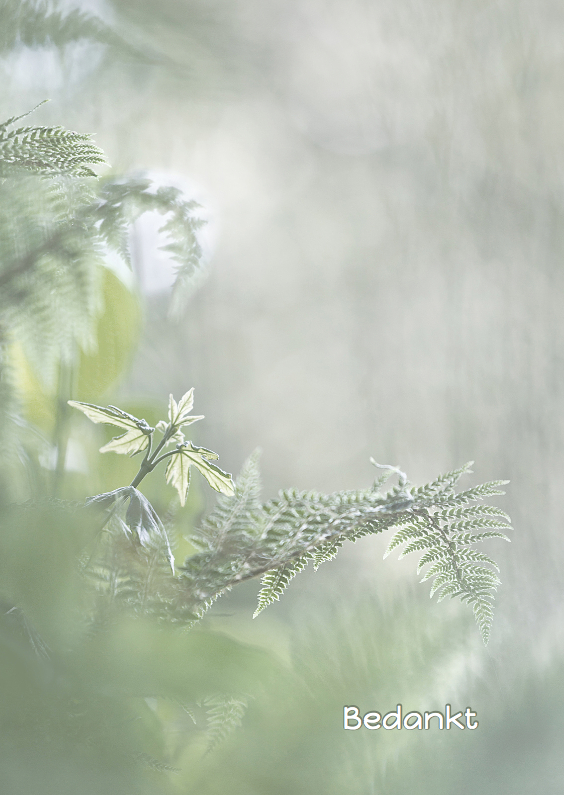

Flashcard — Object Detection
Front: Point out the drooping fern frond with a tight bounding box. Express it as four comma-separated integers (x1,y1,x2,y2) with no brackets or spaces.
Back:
174,457,511,643
384,467,510,644
95,175,208,314
180,470,413,616
73,401,510,644
254,554,313,617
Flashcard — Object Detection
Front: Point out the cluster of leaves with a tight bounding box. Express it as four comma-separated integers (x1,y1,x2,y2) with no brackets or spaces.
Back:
70,395,510,644
69,389,233,502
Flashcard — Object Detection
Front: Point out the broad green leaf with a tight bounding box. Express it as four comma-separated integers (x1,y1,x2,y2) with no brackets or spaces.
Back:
165,449,192,506
67,400,140,430
9,341,56,432
168,393,178,424
99,426,150,455
69,400,153,455
192,458,235,496
76,269,141,400
166,442,234,504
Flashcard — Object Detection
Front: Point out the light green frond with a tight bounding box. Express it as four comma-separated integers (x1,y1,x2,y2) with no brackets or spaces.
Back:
193,449,263,550
203,695,248,754
433,480,509,507
410,461,474,501
383,524,425,558
254,555,312,617
312,538,346,570
0,109,106,178
442,504,511,521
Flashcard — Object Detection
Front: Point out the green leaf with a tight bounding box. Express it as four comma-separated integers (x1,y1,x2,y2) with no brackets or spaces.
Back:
76,269,141,400
68,400,140,431
166,442,234,504
99,426,150,456
68,400,153,455
168,388,204,429
165,449,192,506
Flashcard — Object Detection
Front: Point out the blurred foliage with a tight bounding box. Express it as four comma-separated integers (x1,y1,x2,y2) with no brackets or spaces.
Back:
11,268,141,434
181,592,564,795
0,500,283,795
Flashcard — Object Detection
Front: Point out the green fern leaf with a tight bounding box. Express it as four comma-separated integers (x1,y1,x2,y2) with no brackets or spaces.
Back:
203,695,248,754
254,555,312,617
383,525,425,558
410,461,474,500
312,538,346,570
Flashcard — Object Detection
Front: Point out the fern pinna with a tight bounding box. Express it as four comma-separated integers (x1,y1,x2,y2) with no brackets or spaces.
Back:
74,395,511,645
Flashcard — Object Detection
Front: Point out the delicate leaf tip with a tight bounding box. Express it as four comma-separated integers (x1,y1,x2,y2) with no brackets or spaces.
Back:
168,388,203,429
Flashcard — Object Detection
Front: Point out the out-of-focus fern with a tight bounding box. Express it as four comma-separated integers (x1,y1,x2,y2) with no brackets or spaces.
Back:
0,0,155,61
96,176,207,315
202,694,248,754
0,105,208,388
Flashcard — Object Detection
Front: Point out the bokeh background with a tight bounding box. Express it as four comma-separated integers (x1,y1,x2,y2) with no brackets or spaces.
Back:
2,0,564,792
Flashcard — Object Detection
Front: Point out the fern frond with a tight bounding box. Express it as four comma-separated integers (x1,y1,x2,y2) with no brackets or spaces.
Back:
0,109,106,177
410,461,474,501
312,538,346,570
134,753,180,774
383,522,428,558
473,598,495,644
177,458,510,644
203,695,248,753
253,555,313,617
397,535,443,559
432,480,509,506
0,0,153,61
442,504,511,521
451,530,511,545
95,176,207,311
193,449,263,551
81,452,510,644
380,475,510,643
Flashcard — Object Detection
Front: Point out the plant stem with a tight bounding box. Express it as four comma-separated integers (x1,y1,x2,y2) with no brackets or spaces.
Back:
52,361,74,496
128,425,176,488
130,462,152,489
